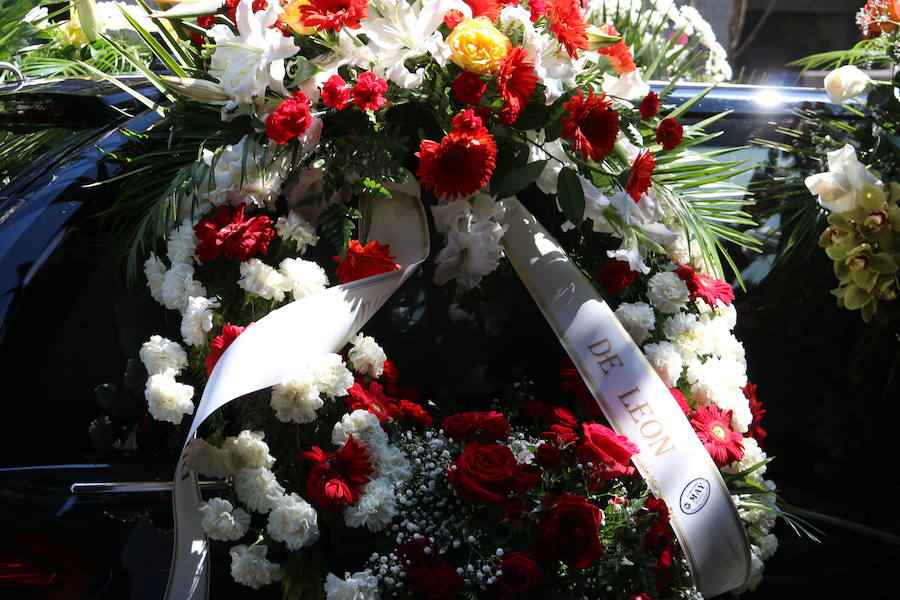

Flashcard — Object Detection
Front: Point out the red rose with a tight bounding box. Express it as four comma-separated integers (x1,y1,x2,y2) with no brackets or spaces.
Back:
441,411,510,441
628,594,652,600
452,71,486,105
448,443,517,507
639,91,659,120
510,465,540,493
655,117,683,151
577,422,639,484
481,411,512,440
398,538,439,591
424,562,463,600
596,260,637,294
534,443,564,469
537,494,604,568
322,74,351,110
501,496,531,522
541,424,577,445
493,552,541,597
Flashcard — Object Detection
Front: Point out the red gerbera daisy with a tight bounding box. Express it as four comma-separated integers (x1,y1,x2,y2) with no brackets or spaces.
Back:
345,380,403,424
333,239,402,284
672,264,735,307
194,204,275,263
299,435,374,508
527,0,546,22
322,74,351,110
351,72,388,112
639,91,659,120
690,404,744,467
265,91,312,145
743,383,767,445
496,46,537,126
444,8,465,28
625,150,655,202
562,90,619,163
596,23,636,74
416,124,498,199
546,0,589,58
462,0,501,20
205,323,248,376
669,387,690,416
298,0,368,31
595,260,637,294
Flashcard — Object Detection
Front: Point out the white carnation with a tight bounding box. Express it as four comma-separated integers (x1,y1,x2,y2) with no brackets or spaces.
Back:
139,335,188,375
324,570,380,600
275,211,318,253
642,341,684,386
722,437,767,483
144,253,167,305
348,333,386,378
647,272,690,314
279,257,327,300
223,430,275,472
665,233,691,264
166,218,199,265
369,444,411,485
198,497,251,541
332,410,386,449
343,478,397,532
162,263,207,312
201,136,292,208
313,353,354,397
267,493,320,550
663,312,715,360
233,467,286,513
732,546,764,593
229,544,282,589
756,532,778,561
181,296,219,347
144,368,194,425
238,258,288,302
614,301,655,345
270,367,323,424
686,356,747,410
185,437,229,478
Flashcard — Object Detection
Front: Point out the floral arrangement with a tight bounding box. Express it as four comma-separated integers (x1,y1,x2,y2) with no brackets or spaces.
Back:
86,0,788,596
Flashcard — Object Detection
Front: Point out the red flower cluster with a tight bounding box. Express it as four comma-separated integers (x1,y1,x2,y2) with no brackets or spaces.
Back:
299,435,374,508
562,90,619,163
265,90,312,145
546,0,589,58
669,387,691,416
743,382,767,445
224,0,268,21
626,150,655,202
655,117,683,151
447,442,540,507
452,71,486,105
345,380,430,426
521,401,578,428
333,239,401,284
860,0,900,37
492,552,541,597
559,360,603,418
194,204,276,263
639,91,659,120
416,109,498,199
205,323,248,376
441,410,511,442
398,539,463,599
322,74,351,110
673,264,735,307
298,0,368,31
596,260,637,294
577,422,639,488
642,497,676,595
690,404,744,466
596,23,636,74
527,0,546,21
352,72,388,111
462,0,501,20
497,46,537,125
537,494,604,568
443,8,465,28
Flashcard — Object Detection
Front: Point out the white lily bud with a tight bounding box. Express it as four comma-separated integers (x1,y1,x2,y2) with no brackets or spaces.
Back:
72,0,102,43
586,25,621,51
162,76,230,103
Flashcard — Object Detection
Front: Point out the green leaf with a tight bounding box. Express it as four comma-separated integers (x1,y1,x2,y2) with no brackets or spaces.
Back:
492,160,547,199
557,167,584,226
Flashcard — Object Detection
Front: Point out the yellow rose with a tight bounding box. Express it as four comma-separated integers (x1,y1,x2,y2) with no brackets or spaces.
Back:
446,17,511,75
281,0,317,36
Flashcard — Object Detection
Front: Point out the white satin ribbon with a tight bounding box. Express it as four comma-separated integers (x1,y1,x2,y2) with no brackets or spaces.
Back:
164,183,430,600
500,198,750,596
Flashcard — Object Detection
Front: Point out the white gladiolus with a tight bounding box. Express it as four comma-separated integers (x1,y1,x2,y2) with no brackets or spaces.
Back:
824,65,871,104
144,368,194,425
229,544,282,589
